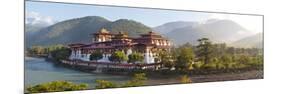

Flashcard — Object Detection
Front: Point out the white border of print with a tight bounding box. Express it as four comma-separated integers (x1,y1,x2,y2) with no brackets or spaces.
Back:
1,0,281,94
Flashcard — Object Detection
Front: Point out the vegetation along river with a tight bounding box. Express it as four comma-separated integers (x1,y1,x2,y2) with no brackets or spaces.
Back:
24,57,131,89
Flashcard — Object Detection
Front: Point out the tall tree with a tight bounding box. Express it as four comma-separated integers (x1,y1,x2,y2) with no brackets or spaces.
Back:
158,50,174,70
109,51,128,63
128,52,144,64
175,47,195,71
196,38,213,64
50,47,71,62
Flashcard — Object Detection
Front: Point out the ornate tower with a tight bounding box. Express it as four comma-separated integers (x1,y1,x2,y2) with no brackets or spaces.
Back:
92,28,113,43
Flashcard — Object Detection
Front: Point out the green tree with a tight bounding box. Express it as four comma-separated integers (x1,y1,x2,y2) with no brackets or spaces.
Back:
249,55,263,68
95,80,118,89
90,51,103,61
175,47,195,71
29,46,46,55
193,61,204,70
128,52,144,64
109,51,128,63
158,50,174,70
220,54,233,63
46,44,64,54
51,47,71,62
196,38,213,64
237,55,251,64
26,81,88,93
219,54,233,69
122,73,147,87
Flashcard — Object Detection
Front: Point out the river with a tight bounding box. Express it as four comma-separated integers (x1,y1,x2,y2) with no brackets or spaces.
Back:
24,57,131,89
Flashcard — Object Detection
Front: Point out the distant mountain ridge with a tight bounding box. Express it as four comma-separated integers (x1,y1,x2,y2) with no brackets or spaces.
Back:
230,33,263,48
25,16,261,49
153,21,197,34
154,19,256,46
26,16,151,47
103,19,151,37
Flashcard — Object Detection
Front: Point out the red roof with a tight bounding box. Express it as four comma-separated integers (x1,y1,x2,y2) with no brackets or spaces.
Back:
68,43,86,47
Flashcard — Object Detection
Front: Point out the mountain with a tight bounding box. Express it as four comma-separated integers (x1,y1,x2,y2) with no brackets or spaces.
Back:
25,24,46,37
25,24,46,33
230,33,263,48
25,12,57,41
25,23,51,43
26,16,151,47
103,19,151,37
26,16,110,47
165,26,201,45
153,21,197,34
161,19,255,45
26,16,258,48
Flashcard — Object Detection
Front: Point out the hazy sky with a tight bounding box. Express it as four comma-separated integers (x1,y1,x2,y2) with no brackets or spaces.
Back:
26,1,263,33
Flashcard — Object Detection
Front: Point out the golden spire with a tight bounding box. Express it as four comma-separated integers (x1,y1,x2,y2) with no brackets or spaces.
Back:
100,28,109,33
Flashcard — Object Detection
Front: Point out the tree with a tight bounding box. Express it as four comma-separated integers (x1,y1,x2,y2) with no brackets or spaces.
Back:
226,47,236,55
175,47,195,71
249,55,263,68
193,61,204,70
128,52,144,64
29,46,46,55
158,50,174,70
51,47,71,62
237,55,251,64
46,44,64,54
109,51,128,63
122,73,147,87
196,38,213,64
26,81,88,93
95,80,118,89
90,51,103,62
220,54,233,63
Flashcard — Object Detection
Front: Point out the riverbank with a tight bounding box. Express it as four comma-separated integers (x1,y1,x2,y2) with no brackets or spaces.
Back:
58,59,263,86
143,69,263,86
26,56,263,89
59,60,263,87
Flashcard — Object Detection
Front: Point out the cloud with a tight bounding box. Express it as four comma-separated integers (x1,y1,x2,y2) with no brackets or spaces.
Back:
205,13,263,34
25,11,56,26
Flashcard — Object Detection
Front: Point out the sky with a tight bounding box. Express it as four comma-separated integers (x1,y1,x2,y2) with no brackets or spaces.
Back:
25,1,263,33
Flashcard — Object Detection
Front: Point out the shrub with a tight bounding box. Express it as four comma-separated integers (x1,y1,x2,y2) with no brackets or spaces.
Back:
95,80,118,89
202,62,217,70
122,73,147,87
27,81,88,93
180,75,192,84
193,61,204,70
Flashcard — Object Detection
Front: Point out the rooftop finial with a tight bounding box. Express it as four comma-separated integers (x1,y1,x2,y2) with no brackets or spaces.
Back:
100,28,108,33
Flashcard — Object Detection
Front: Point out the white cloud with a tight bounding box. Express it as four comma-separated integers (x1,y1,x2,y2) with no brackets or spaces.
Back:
205,13,263,34
25,11,56,26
